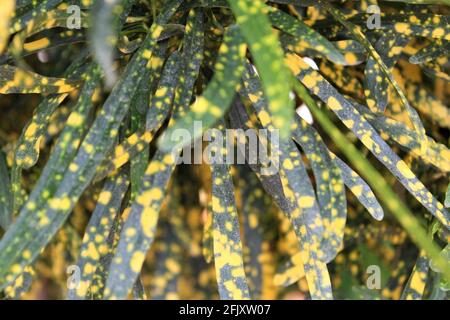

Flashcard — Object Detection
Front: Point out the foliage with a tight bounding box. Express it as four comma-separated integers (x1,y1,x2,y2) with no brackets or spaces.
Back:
0,0,449,300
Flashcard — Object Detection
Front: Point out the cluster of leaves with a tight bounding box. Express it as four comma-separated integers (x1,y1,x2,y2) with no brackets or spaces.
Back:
0,0,449,300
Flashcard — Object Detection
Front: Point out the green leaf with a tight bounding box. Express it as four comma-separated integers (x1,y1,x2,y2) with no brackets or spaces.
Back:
0,63,102,289
210,122,250,300
410,40,450,64
228,100,333,300
287,52,449,229
0,151,12,231
104,7,205,299
0,0,15,53
292,76,450,283
159,25,246,150
364,30,409,113
67,170,129,299
445,184,450,208
330,153,384,221
0,0,181,289
0,65,79,94
228,0,294,138
268,6,345,64
401,250,429,300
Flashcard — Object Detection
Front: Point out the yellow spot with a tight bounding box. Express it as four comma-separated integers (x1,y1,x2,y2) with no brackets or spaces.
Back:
212,196,225,213
351,185,363,197
283,159,294,170
23,38,50,51
396,161,415,179
141,207,158,238
394,23,408,33
191,97,208,113
49,197,71,210
166,259,181,273
67,112,84,126
299,196,315,208
327,96,342,110
130,252,145,273
431,28,444,38
98,191,112,205
258,110,271,126
136,188,163,206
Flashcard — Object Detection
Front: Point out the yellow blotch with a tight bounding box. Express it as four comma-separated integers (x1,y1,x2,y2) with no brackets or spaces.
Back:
299,196,315,208
351,185,363,197
212,196,225,213
283,158,294,170
23,38,50,52
24,123,38,137
136,188,163,206
67,112,84,126
394,23,409,33
49,197,71,210
396,161,415,179
98,191,112,205
327,96,343,111
130,252,145,273
258,110,271,127
191,97,208,113
431,28,444,38
166,258,181,273
141,207,158,238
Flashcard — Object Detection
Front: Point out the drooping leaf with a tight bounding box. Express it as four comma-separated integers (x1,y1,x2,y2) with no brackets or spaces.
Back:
0,65,79,94
228,0,294,138
159,25,246,150
286,53,449,229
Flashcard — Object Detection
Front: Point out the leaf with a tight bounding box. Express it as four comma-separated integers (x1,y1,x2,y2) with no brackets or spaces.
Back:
286,52,449,229
445,184,450,208
0,151,12,231
228,101,333,300
0,65,79,94
95,47,180,183
104,7,205,299
0,0,181,289
364,30,409,113
321,2,429,154
268,6,345,64
291,115,348,260
401,250,429,300
67,170,129,299
236,165,274,297
241,62,346,263
0,63,102,289
159,25,246,150
228,0,294,138
9,0,64,33
210,122,250,300
410,40,450,64
330,153,384,221
0,0,15,53
9,9,89,63
292,77,450,283
352,101,450,172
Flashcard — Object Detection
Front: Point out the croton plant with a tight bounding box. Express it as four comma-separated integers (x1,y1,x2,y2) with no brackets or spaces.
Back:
0,0,449,300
